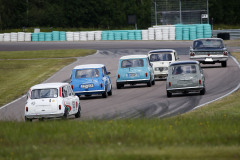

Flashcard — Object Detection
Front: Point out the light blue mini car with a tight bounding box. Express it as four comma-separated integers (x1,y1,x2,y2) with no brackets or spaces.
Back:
70,64,112,98
116,55,155,89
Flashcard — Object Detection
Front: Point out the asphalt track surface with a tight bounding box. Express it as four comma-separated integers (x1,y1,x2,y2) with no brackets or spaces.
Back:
0,41,240,121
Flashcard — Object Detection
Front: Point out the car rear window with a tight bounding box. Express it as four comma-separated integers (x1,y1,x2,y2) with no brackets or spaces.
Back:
31,88,58,99
121,59,144,68
75,69,99,78
172,65,197,75
193,39,224,49
150,53,172,62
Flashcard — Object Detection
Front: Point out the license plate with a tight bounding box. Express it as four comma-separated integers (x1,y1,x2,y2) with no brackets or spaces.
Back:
129,73,136,77
205,58,213,62
81,84,94,89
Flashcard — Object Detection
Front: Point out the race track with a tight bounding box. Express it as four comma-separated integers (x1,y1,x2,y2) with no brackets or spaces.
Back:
0,41,239,121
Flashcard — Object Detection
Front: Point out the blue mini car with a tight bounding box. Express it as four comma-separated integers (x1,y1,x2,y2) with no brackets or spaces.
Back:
70,64,112,98
116,55,155,89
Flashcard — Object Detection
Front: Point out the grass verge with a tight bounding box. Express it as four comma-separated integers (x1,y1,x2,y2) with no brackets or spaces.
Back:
0,46,240,160
0,49,96,106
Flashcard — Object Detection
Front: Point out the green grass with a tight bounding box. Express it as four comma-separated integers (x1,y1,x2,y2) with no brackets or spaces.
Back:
0,49,96,106
0,49,96,59
0,43,240,159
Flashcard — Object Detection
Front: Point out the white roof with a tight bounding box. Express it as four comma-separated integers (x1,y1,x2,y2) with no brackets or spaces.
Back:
30,83,69,90
120,55,148,60
148,49,175,54
73,64,104,69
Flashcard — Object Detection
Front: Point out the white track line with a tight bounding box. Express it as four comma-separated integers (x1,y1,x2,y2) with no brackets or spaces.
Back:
0,51,99,111
193,55,240,110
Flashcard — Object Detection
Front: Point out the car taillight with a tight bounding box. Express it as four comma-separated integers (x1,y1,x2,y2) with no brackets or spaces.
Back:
59,105,61,110
208,53,210,56
169,82,171,87
26,107,28,112
145,73,148,77
190,52,195,56
223,51,228,56
199,80,202,85
101,83,103,88
118,74,120,78
71,85,73,89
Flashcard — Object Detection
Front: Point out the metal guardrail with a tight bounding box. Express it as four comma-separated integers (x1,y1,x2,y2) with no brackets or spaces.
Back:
213,29,240,40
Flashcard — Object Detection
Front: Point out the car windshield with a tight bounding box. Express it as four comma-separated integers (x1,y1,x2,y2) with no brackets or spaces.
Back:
193,39,224,49
172,64,197,75
31,88,58,99
121,59,144,68
150,53,172,62
75,69,99,78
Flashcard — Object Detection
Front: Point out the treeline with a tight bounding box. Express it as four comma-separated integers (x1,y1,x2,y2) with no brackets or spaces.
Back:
0,0,239,30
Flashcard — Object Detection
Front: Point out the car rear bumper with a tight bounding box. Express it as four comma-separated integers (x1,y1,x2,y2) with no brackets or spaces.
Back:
167,86,204,93
25,113,64,119
74,90,105,95
190,56,228,63
117,79,150,85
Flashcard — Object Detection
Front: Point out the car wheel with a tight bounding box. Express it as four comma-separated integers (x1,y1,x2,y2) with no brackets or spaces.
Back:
200,88,206,95
102,87,108,98
63,107,69,119
147,79,152,87
107,85,112,96
221,61,227,67
25,116,32,122
117,83,122,89
75,104,81,118
167,91,172,98
152,79,155,85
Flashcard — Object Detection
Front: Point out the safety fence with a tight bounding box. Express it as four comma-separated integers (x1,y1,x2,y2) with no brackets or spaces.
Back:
0,24,212,42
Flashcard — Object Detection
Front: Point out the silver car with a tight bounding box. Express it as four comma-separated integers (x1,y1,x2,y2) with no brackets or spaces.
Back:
189,38,228,67
166,61,205,97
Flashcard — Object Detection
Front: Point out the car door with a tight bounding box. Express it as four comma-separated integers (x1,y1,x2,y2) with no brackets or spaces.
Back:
67,85,77,114
147,58,154,80
102,67,110,91
62,85,74,115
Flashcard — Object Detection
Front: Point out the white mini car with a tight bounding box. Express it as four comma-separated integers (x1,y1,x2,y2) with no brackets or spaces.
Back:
25,83,81,121
148,49,179,79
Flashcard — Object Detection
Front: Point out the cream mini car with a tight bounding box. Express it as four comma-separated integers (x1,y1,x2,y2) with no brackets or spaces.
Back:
148,49,179,79
25,83,81,121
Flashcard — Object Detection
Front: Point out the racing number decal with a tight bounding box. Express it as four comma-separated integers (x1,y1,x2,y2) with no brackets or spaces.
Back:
64,102,72,112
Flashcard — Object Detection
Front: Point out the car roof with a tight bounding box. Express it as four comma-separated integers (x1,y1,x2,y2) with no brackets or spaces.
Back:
148,49,176,54
120,55,148,60
30,83,69,90
170,60,199,66
193,38,223,42
73,64,104,69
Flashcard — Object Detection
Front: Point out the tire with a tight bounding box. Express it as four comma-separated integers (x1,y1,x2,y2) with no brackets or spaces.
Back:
147,79,152,87
152,79,155,85
200,88,206,95
25,116,32,122
117,83,122,89
107,85,112,96
75,104,81,118
63,107,69,119
221,61,227,67
167,91,172,98
102,86,108,98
